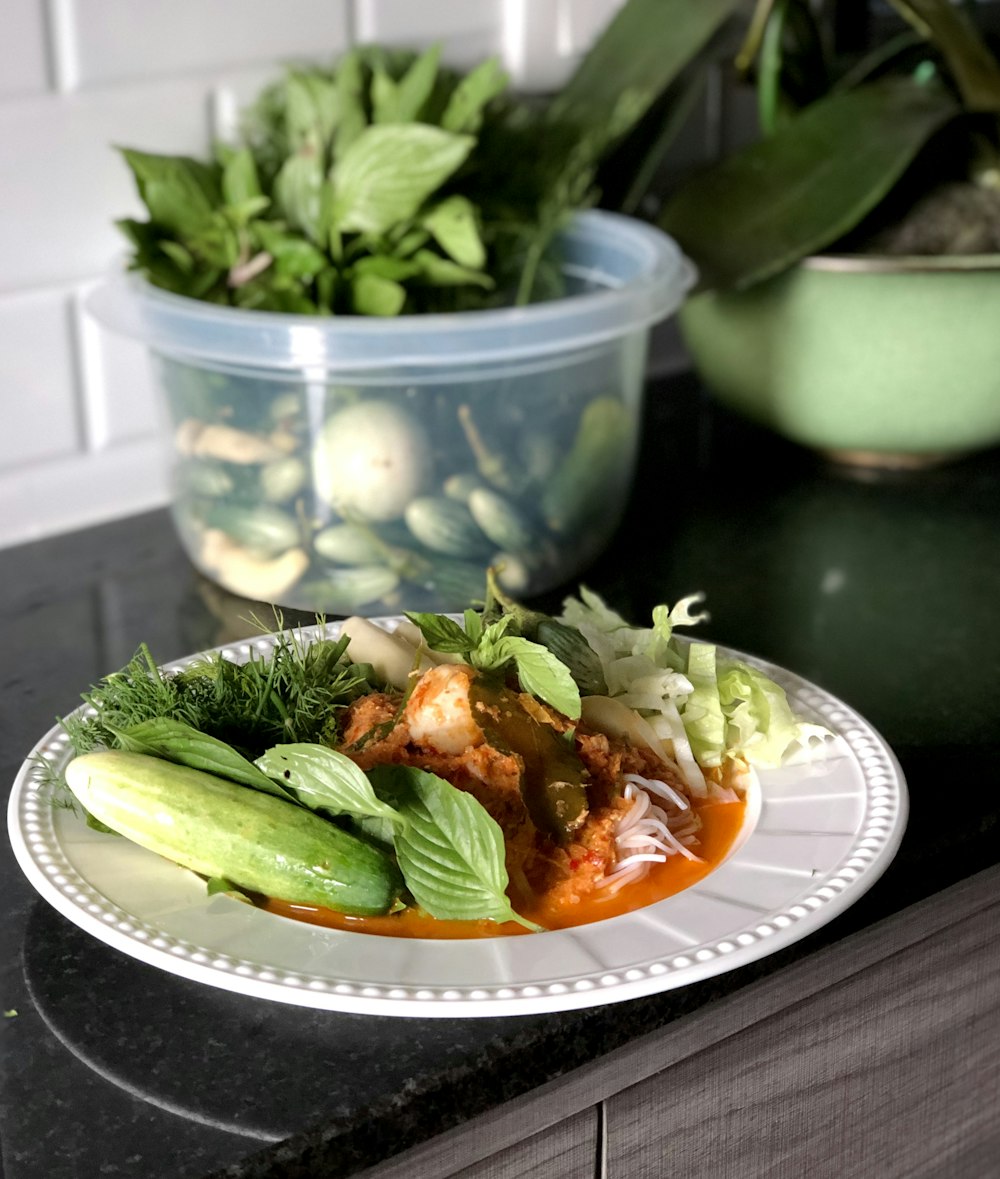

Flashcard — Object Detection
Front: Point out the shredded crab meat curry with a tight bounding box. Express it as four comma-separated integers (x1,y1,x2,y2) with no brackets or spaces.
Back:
339,663,698,914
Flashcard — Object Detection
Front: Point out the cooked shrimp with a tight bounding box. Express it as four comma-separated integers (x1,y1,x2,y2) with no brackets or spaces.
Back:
405,663,484,755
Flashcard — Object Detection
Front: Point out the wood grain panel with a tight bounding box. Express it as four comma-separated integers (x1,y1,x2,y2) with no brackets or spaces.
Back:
446,1108,597,1179
358,1105,597,1179
605,901,1000,1178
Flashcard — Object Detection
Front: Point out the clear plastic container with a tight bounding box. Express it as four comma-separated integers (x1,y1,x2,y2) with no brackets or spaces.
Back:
88,210,695,614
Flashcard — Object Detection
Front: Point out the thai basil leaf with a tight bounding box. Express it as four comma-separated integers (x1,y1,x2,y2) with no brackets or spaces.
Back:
114,718,289,797
252,222,326,278
404,611,474,654
483,636,581,720
421,195,486,268
315,266,338,311
220,146,263,206
331,124,475,236
370,68,399,125
285,73,339,155
205,877,253,903
351,272,407,315
119,148,219,237
273,142,326,244
256,743,404,825
352,254,422,281
227,195,271,226
441,57,508,133
158,240,195,274
391,227,431,258
463,609,484,646
412,249,493,288
386,43,442,123
334,49,367,158
367,764,539,929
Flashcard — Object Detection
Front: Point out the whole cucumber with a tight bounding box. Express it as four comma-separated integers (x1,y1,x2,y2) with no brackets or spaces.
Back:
65,750,402,916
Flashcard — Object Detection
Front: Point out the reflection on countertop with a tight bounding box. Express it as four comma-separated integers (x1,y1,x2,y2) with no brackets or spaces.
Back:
3,372,999,1179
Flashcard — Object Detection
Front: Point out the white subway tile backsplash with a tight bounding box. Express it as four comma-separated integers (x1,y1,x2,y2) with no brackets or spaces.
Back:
0,0,718,550
353,0,505,66
0,67,280,292
65,0,349,89
0,0,51,97
501,0,622,91
75,286,160,449
0,435,169,548
0,289,82,471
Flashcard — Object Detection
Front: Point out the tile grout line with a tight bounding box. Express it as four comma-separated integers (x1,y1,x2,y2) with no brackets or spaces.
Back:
42,0,79,93
67,289,103,454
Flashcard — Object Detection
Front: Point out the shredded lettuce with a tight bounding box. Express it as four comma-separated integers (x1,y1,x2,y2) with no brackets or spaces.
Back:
559,589,830,786
716,662,830,767
682,642,727,768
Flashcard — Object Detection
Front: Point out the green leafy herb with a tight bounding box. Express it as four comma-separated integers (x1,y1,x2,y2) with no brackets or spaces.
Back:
331,123,475,236
113,718,287,798
367,764,540,929
116,24,699,316
487,636,580,720
255,743,403,827
61,632,373,766
405,610,581,719
205,876,253,904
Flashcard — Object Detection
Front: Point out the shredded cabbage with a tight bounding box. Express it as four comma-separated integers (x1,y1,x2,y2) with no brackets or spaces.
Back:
559,589,830,787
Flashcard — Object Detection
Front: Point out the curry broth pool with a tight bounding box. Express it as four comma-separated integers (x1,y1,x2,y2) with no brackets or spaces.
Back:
262,796,747,938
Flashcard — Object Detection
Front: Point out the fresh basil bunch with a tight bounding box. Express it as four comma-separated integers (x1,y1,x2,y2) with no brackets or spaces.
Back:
116,44,594,315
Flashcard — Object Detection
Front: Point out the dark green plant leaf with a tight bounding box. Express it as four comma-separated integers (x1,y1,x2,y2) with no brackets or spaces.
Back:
551,0,741,156
331,124,475,235
660,77,959,291
887,0,1000,113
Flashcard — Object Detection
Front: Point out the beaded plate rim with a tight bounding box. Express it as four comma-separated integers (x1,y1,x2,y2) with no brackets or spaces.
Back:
8,619,908,1017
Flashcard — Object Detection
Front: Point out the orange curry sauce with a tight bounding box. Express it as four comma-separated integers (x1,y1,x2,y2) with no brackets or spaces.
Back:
262,798,746,939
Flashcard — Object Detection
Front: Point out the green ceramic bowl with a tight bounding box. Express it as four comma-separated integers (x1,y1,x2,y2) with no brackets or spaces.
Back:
680,255,1000,466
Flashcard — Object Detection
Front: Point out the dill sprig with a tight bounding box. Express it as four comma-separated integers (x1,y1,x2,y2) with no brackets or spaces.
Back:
61,630,377,766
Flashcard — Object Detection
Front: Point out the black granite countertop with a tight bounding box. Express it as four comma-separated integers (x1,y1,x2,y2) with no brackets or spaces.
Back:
3,374,999,1178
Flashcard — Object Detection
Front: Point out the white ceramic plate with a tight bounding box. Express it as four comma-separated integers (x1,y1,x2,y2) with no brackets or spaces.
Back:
8,620,907,1018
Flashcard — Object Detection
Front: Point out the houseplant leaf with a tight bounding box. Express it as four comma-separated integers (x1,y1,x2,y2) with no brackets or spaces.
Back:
551,0,741,155
887,0,1000,113
659,76,959,291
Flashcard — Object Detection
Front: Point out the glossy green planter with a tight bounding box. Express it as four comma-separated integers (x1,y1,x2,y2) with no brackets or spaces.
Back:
680,255,1000,465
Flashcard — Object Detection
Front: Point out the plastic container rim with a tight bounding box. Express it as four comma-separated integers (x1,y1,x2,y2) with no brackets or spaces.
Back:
87,210,696,372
